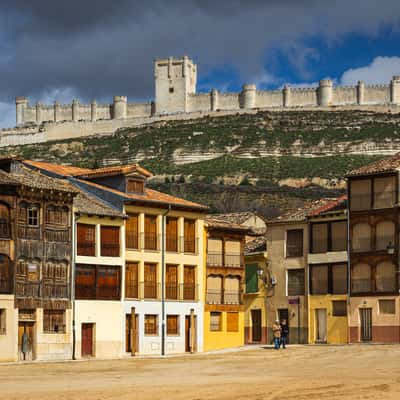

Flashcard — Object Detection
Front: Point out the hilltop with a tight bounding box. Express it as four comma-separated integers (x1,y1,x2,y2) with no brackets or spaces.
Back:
1,109,397,217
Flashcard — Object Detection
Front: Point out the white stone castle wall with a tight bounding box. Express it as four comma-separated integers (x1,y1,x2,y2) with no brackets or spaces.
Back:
218,93,240,110
187,93,211,112
364,85,390,104
256,90,283,107
290,88,318,106
333,87,357,105
126,102,152,118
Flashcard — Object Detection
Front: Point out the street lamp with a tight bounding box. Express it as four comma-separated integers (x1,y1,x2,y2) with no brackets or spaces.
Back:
387,241,395,255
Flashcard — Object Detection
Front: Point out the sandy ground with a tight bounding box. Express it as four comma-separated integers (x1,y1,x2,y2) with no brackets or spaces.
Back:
1,345,400,400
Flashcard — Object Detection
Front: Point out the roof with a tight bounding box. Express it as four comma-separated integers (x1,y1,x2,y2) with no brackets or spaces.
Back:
210,212,258,225
268,197,347,224
347,153,400,177
74,191,123,218
205,215,249,232
23,160,92,176
75,164,153,179
245,236,267,255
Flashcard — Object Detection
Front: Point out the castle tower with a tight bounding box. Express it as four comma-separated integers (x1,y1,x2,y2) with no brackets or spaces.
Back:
318,79,333,107
15,97,28,126
241,84,257,109
154,56,197,114
390,76,400,105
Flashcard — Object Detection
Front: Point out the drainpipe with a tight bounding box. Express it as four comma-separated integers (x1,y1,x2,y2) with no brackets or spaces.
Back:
161,204,171,356
72,213,80,360
346,189,351,344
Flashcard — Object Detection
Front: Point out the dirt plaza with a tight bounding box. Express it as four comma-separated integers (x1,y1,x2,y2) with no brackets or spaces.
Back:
1,345,399,400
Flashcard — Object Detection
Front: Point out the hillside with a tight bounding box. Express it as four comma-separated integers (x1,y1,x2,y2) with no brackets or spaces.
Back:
1,109,397,216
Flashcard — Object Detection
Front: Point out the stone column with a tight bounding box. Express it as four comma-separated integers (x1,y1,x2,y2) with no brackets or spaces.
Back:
390,76,400,105
54,101,61,122
72,99,80,121
241,84,257,109
283,85,291,108
357,80,365,105
15,97,28,126
113,96,127,119
91,100,97,122
36,102,42,124
318,79,333,107
211,89,219,111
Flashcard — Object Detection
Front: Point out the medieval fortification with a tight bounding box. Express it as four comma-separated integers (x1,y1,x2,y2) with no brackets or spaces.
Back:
1,56,400,147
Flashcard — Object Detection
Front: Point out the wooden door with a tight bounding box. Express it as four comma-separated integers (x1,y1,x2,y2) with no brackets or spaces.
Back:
360,308,372,342
126,214,139,249
251,309,262,342
125,262,139,298
316,309,327,343
166,217,178,252
166,264,178,300
126,314,139,354
185,316,190,352
18,322,34,361
81,323,94,357
184,219,196,253
145,215,157,250
144,263,157,298
183,266,196,300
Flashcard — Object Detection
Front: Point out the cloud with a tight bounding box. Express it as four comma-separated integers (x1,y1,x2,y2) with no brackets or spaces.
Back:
340,56,400,85
0,1,399,128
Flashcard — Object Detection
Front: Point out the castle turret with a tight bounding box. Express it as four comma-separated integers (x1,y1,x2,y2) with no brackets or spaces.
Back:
211,89,219,111
390,76,400,105
154,56,197,114
15,97,28,126
113,96,127,119
357,81,365,105
72,99,80,121
283,85,291,108
241,84,257,109
318,79,333,107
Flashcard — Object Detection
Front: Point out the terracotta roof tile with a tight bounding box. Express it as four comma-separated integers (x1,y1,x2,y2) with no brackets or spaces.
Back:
205,215,249,232
24,160,92,176
308,195,347,217
210,212,258,225
347,153,400,177
245,236,267,255
74,191,123,218
74,164,152,179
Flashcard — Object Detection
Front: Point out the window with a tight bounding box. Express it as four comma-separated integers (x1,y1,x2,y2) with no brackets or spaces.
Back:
245,264,259,294
351,263,372,293
28,206,39,227
169,87,174,93
206,275,222,304
350,179,371,210
379,299,395,315
352,223,371,252
0,204,10,238
125,262,139,298
332,301,347,317
184,219,196,253
45,205,69,225
374,176,396,209
0,254,12,294
224,240,241,267
126,179,144,194
144,263,157,299
310,265,328,295
144,215,158,250
376,221,395,251
167,315,179,335
287,269,304,296
42,260,69,299
226,312,239,332
311,223,328,253
224,276,240,304
100,226,120,257
207,238,223,266
0,309,6,335
126,214,139,249
331,221,347,252
166,264,178,300
286,229,303,257
183,265,196,300
331,264,347,294
210,312,221,331
376,262,396,292
43,310,66,333
144,314,158,335
77,224,96,256
27,260,40,281
166,217,178,252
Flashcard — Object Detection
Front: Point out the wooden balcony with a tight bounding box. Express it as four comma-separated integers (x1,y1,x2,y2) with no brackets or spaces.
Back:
206,289,241,305
207,252,242,268
75,283,120,300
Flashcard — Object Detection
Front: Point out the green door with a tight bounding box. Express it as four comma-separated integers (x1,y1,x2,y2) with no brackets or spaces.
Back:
245,264,259,293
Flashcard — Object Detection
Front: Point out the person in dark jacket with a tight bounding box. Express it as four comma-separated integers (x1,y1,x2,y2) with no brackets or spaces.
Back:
280,319,289,349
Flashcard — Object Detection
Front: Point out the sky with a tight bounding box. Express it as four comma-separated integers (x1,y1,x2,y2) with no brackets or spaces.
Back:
0,0,400,128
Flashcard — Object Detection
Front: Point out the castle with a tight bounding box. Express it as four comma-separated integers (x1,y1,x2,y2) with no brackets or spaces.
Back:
1,56,400,147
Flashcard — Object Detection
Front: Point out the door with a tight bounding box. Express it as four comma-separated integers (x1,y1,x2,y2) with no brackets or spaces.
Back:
81,323,94,357
18,322,35,361
278,309,289,343
360,308,372,342
251,309,262,342
315,309,327,343
183,266,196,300
125,314,139,354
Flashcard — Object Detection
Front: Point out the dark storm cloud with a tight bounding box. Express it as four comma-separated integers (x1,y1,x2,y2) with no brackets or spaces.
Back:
0,0,399,107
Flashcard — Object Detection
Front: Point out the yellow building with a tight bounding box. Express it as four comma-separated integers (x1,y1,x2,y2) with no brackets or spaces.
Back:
203,216,247,351
307,197,348,345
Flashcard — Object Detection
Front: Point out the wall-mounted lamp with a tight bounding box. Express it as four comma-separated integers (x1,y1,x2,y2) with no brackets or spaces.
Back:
387,241,395,255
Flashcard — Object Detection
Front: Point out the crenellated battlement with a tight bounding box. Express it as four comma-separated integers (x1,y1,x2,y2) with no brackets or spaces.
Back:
3,55,400,148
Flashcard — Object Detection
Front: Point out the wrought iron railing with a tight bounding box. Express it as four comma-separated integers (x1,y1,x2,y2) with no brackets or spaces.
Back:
207,252,243,267
100,242,120,257
206,289,241,305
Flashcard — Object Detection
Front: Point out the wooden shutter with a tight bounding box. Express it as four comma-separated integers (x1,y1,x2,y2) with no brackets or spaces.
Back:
312,223,328,253
145,215,157,250
286,229,303,257
125,262,139,298
184,219,196,253
100,226,120,257
97,266,120,300
350,179,371,210
245,264,258,293
75,264,96,299
183,265,196,300
226,312,239,332
144,314,158,335
287,269,305,296
77,224,95,256
126,214,139,249
144,263,157,298
207,238,223,266
166,264,178,300
224,240,241,267
166,217,178,252
332,263,347,294
310,265,328,295
210,312,221,331
166,315,179,335
331,221,347,252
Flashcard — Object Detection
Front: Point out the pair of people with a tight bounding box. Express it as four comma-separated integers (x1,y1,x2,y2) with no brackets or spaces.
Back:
272,319,289,350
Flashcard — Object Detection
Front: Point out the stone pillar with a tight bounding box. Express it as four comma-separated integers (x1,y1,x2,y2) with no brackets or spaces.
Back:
15,97,28,126
357,80,365,105
113,96,127,119
36,102,42,124
283,85,291,108
211,89,219,111
390,76,400,105
318,79,333,107
54,101,61,122
91,100,97,121
241,84,257,109
72,99,80,121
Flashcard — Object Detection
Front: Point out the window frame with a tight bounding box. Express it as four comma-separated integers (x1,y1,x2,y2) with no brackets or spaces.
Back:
286,229,304,258
166,315,179,336
332,300,347,317
43,309,66,334
144,314,158,336
287,269,305,296
210,311,222,332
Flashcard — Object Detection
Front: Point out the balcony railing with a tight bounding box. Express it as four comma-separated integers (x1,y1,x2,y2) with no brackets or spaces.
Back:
143,281,159,299
376,278,397,293
207,252,243,267
15,281,41,298
125,282,199,301
206,289,241,305
375,236,396,251
125,282,139,299
42,282,69,299
350,191,396,211
183,237,196,254
77,243,95,257
17,225,40,240
75,284,120,300
45,228,69,242
181,283,197,301
166,236,178,252
100,242,120,257
126,232,139,250
166,283,178,300
142,233,159,251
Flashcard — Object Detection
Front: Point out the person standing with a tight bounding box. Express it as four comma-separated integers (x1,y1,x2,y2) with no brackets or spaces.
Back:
280,319,289,349
272,319,281,350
